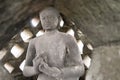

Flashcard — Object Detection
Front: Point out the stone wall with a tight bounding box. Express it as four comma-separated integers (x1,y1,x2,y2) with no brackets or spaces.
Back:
0,0,120,80
86,43,120,80
0,62,13,80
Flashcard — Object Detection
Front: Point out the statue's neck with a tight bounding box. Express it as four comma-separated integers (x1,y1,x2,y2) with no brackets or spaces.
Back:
45,29,58,34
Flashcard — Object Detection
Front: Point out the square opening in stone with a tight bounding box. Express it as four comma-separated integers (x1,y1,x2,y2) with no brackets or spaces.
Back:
11,44,24,58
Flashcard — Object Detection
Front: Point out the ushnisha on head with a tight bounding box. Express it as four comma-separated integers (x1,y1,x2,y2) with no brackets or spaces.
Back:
39,7,61,30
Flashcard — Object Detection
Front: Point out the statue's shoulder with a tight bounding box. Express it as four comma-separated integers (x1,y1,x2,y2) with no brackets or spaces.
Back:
30,35,44,43
58,32,74,40
58,32,69,37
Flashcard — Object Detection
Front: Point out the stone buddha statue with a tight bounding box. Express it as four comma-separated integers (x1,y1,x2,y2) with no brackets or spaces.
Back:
23,7,85,80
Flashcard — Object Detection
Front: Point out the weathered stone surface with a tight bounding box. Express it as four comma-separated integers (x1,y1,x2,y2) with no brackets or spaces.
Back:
0,0,120,49
86,44,120,80
0,0,53,49
0,62,13,80
55,0,120,47
0,0,120,80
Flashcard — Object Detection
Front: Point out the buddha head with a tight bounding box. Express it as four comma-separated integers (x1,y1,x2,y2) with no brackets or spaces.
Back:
40,7,60,30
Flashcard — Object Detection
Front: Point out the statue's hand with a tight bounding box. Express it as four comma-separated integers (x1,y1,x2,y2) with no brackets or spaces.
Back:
39,63,61,78
32,55,43,70
48,67,61,78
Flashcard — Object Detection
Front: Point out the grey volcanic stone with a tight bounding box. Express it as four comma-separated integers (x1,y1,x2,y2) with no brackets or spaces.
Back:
0,62,13,80
86,44,120,80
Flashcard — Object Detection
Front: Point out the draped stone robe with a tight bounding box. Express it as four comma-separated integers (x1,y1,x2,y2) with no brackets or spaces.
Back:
24,31,84,80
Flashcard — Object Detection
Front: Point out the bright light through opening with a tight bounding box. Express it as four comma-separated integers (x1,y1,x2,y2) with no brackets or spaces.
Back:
4,63,14,73
19,60,26,71
36,30,44,37
20,29,33,43
87,43,93,50
60,19,64,27
67,29,75,37
31,18,40,27
83,56,91,68
77,40,84,54
11,44,24,58
0,49,7,60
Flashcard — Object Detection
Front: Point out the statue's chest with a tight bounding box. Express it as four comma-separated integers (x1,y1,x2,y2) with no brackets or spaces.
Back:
35,36,66,67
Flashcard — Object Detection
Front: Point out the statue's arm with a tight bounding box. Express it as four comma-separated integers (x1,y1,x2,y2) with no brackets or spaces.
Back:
60,34,85,78
37,35,85,79
23,39,38,77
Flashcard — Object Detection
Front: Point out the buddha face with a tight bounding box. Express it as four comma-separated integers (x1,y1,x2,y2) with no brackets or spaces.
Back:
40,8,60,30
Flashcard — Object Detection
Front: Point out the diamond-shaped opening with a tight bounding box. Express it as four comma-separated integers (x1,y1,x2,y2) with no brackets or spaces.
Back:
87,43,93,50
19,60,26,71
66,29,75,37
0,48,7,60
11,44,24,58
36,30,44,37
83,55,91,68
4,63,14,73
30,18,40,27
77,40,84,54
60,19,64,27
20,29,33,43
